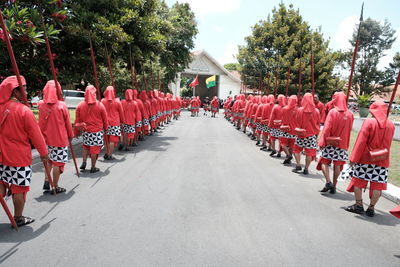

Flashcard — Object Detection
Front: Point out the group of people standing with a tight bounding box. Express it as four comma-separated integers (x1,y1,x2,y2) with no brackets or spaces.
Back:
190,96,220,117
0,75,182,227
224,92,397,218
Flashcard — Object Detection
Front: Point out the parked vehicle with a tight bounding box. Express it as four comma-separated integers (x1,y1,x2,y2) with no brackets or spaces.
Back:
64,90,85,109
29,96,40,109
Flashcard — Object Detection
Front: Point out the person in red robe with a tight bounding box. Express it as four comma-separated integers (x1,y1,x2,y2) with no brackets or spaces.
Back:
147,91,158,132
317,92,354,194
38,80,74,193
242,95,253,133
292,93,320,175
121,89,137,150
0,76,48,226
75,85,108,173
254,96,267,145
210,96,219,117
314,94,326,125
280,95,298,164
345,101,395,217
139,90,151,134
190,96,199,117
101,86,124,160
248,96,260,139
260,95,275,150
268,94,286,157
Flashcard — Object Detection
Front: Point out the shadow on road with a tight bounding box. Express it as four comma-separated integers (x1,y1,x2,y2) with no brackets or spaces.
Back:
339,207,400,227
320,189,355,202
0,218,56,264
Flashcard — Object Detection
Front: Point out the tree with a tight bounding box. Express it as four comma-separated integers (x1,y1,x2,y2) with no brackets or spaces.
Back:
224,63,241,72
237,3,341,101
350,18,396,96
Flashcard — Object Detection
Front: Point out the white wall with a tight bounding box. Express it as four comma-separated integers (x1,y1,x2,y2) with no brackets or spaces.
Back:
219,75,241,100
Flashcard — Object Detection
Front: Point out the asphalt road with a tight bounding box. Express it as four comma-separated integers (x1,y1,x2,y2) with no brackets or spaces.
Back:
0,111,399,266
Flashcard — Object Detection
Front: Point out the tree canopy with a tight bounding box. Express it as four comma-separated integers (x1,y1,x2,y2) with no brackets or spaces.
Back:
0,0,198,96
237,3,343,101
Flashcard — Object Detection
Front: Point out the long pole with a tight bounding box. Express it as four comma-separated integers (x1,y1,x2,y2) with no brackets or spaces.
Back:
89,38,101,99
387,71,400,117
346,3,364,103
0,195,17,230
285,66,291,97
105,45,115,90
274,70,279,97
0,10,28,106
298,58,303,107
41,13,79,178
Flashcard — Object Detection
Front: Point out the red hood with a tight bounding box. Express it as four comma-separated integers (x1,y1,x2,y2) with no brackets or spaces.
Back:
247,95,254,102
125,89,133,101
301,93,315,113
139,90,148,101
261,96,268,104
369,100,388,129
154,90,159,98
85,85,97,104
334,92,347,112
277,94,286,107
133,89,138,99
104,86,115,102
147,91,153,98
43,80,61,104
267,95,275,104
0,75,26,104
287,95,297,108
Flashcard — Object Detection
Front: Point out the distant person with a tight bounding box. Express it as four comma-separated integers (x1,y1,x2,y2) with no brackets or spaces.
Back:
121,89,137,150
345,101,395,217
314,94,326,125
280,95,298,165
203,96,210,115
210,96,219,117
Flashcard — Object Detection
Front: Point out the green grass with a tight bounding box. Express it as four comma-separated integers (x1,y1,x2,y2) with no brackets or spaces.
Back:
32,108,76,124
349,131,400,187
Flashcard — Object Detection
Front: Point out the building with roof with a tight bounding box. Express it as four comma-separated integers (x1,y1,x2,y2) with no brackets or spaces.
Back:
169,50,241,100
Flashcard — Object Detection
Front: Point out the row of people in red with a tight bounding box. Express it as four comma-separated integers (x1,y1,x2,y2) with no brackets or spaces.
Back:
0,75,182,227
223,92,396,218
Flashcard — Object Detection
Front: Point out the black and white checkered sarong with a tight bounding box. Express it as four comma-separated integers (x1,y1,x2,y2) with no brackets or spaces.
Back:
48,146,68,163
321,146,348,161
123,124,136,134
353,163,388,184
269,127,283,138
107,125,121,136
150,115,157,122
83,131,104,146
295,135,317,149
135,120,142,128
0,164,32,186
143,118,150,126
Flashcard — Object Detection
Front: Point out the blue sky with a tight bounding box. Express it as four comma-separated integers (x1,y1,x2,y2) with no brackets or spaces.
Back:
165,0,400,69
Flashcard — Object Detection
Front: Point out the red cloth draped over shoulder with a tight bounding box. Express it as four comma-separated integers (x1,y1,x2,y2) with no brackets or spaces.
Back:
0,76,47,166
268,94,286,128
38,80,74,147
282,95,298,135
349,101,395,167
101,86,124,126
210,96,219,108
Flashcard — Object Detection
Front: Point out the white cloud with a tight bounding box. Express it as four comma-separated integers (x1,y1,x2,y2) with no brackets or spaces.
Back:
176,0,241,16
216,43,238,64
332,16,359,51
213,26,224,32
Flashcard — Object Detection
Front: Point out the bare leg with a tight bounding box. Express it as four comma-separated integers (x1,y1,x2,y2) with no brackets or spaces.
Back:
294,153,301,167
0,183,5,197
369,190,382,207
82,147,89,163
53,166,61,188
321,163,331,183
304,155,312,171
333,165,342,187
353,186,363,207
282,145,290,157
108,142,115,157
90,154,98,169
12,193,25,217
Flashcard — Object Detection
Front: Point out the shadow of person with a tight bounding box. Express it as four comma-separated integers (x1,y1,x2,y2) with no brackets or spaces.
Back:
320,189,355,202
0,218,55,264
34,184,79,204
340,207,400,227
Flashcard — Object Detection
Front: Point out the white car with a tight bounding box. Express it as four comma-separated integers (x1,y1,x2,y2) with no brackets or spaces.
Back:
64,90,85,109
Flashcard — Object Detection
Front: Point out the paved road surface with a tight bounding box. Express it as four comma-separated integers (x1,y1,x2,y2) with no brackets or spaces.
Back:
0,111,399,266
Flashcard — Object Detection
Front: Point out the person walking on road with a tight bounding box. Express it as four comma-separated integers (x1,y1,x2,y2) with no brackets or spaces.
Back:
292,93,320,175
280,95,298,165
210,96,219,117
75,85,108,173
345,101,395,217
317,92,354,194
38,80,74,193
0,76,48,227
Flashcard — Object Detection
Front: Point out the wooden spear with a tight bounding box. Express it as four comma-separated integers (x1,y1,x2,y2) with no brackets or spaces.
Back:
89,38,101,99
